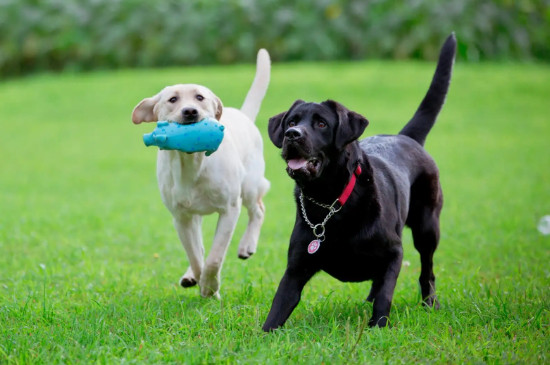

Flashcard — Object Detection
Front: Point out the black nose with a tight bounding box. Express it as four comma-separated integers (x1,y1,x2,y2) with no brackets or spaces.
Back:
285,127,302,140
182,107,199,122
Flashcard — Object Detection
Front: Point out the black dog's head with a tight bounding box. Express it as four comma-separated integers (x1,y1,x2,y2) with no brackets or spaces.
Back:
268,100,369,185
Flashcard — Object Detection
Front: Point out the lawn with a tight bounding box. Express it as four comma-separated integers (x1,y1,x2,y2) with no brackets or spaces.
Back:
0,59,548,364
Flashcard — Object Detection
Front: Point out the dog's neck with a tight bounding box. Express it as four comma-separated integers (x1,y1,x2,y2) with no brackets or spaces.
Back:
298,142,365,205
164,150,206,184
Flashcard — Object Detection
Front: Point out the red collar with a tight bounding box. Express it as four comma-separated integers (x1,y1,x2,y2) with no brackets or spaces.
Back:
301,164,362,210
337,164,362,206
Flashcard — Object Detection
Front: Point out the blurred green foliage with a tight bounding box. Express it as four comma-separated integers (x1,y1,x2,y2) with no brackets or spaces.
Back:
0,0,548,76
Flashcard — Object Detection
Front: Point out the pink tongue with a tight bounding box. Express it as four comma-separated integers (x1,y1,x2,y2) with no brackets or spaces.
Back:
287,158,307,170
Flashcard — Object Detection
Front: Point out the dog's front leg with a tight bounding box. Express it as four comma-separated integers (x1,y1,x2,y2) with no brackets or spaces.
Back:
174,215,204,288
369,247,403,327
200,203,241,299
262,266,316,332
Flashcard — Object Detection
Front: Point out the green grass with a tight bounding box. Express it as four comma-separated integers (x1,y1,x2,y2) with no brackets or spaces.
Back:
1,60,549,364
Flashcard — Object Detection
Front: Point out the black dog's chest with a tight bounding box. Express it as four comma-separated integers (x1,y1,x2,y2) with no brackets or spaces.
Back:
321,251,379,282
307,234,391,282
294,197,393,282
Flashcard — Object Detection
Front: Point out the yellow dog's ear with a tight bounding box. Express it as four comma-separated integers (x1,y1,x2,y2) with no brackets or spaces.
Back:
214,95,223,121
132,94,161,124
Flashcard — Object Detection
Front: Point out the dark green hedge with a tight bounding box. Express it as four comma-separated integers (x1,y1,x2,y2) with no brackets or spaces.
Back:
0,0,548,76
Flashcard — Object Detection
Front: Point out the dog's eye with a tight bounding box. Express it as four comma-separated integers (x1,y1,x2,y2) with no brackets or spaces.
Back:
196,94,204,101
169,96,178,103
288,120,296,127
317,120,327,128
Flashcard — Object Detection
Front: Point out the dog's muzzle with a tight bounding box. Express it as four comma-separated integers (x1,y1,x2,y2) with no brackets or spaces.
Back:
283,140,323,182
181,107,199,124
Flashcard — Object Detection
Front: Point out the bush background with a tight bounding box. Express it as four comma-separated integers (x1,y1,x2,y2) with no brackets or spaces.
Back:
1,0,549,77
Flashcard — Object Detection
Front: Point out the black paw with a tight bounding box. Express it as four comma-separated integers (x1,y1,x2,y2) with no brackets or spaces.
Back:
262,323,279,332
368,316,388,328
422,295,440,310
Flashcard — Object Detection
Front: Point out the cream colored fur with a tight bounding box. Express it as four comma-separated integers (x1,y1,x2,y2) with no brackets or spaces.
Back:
132,50,271,298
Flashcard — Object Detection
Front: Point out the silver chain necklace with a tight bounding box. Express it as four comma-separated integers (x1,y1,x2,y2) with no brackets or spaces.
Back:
299,191,342,243
298,164,362,254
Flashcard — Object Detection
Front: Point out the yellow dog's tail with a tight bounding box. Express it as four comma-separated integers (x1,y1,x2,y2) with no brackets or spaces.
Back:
241,49,271,123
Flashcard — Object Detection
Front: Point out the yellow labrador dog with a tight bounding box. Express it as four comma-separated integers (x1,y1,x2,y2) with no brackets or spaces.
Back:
132,50,270,298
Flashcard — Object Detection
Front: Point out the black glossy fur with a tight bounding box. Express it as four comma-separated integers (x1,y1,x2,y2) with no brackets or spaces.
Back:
263,34,456,331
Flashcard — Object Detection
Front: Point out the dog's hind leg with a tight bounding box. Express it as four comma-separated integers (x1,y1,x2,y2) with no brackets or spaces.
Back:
366,279,383,302
237,197,265,259
408,176,443,309
174,215,204,288
238,178,269,259
411,217,441,308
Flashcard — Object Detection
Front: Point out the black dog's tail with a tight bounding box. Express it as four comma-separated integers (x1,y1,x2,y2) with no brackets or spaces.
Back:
399,33,457,146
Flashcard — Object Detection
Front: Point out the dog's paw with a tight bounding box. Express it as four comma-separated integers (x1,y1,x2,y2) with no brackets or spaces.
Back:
237,240,257,259
199,270,220,299
422,295,440,310
179,267,199,288
368,315,389,328
238,250,254,260
200,286,221,300
180,277,197,288
237,233,259,260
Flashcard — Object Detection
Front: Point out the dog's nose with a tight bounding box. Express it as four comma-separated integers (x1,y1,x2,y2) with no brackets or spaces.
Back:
285,127,302,140
182,107,199,122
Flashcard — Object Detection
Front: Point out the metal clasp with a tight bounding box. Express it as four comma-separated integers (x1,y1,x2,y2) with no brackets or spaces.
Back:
313,224,325,241
330,202,343,213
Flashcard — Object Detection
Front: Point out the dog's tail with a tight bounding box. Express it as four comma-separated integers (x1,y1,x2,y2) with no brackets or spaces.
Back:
240,49,271,123
399,33,457,146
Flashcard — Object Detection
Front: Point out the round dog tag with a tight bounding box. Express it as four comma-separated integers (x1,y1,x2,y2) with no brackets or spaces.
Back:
307,239,321,254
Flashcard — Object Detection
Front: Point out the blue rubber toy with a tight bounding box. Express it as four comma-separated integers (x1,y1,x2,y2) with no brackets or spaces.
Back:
143,118,225,156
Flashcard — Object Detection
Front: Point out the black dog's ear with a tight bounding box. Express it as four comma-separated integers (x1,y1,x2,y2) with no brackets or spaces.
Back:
322,100,369,150
267,112,286,148
268,99,305,148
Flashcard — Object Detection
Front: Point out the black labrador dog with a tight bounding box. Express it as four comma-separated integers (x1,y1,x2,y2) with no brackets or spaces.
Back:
263,34,456,331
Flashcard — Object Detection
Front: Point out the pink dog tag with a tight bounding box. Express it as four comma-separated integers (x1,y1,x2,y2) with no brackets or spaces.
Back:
307,239,321,254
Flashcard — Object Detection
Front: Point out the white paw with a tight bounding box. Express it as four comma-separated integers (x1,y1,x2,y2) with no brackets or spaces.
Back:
179,267,199,288
238,246,254,259
199,272,220,298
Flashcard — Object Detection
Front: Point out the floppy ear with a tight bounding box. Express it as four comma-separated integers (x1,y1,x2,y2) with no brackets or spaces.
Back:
322,100,369,149
267,111,286,148
132,94,161,124
268,99,305,148
214,95,223,120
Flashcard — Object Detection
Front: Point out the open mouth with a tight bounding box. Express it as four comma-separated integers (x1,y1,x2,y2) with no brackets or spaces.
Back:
283,144,322,179
287,157,320,171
